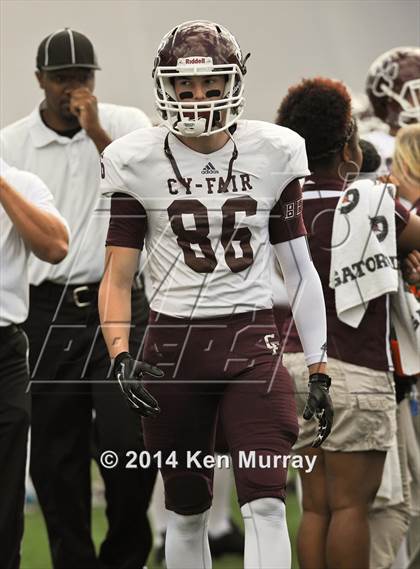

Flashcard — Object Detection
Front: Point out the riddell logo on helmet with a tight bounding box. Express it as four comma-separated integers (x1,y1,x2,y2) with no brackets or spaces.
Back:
178,57,213,67
186,58,205,64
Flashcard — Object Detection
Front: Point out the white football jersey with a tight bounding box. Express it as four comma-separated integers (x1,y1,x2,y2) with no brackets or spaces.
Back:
101,120,309,318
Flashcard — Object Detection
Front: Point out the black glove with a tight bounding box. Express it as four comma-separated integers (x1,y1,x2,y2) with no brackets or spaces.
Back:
113,352,163,417
303,372,334,448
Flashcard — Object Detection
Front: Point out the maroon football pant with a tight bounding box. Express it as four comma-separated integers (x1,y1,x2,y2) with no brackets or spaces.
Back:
141,309,298,515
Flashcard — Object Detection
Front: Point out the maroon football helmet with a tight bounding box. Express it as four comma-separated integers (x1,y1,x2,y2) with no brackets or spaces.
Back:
366,47,420,129
152,20,249,137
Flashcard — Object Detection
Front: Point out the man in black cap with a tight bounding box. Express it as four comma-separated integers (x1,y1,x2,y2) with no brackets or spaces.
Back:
33,28,112,154
1,29,155,569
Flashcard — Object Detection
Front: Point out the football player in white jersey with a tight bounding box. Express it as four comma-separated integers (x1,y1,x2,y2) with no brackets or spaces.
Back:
364,46,420,173
98,20,333,569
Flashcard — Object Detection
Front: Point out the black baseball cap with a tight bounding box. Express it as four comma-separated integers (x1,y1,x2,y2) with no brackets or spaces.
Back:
36,28,101,71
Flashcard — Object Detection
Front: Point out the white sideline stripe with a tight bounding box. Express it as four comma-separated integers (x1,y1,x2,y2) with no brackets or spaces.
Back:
303,190,343,200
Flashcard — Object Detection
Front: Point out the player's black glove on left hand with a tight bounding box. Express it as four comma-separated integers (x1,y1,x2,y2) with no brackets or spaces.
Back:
113,352,163,417
303,372,334,448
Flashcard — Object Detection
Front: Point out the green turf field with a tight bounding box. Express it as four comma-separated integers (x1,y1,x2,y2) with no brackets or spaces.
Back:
21,490,301,569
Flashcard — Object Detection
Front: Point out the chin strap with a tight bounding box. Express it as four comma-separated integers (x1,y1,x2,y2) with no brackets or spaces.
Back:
164,130,239,194
174,108,221,138
176,117,207,137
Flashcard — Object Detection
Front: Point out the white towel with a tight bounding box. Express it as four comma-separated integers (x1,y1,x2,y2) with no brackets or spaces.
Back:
329,179,399,328
391,273,420,375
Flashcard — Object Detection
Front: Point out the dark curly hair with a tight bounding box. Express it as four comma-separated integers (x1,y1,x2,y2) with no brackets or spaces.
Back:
276,77,355,169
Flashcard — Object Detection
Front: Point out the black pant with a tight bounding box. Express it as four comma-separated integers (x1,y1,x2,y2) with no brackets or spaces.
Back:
24,282,156,569
0,325,30,569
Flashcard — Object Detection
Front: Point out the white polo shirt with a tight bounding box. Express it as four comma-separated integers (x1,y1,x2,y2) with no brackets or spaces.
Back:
0,158,68,326
0,102,151,285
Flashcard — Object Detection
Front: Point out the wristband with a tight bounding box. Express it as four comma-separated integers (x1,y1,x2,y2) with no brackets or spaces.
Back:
309,372,331,388
114,351,131,367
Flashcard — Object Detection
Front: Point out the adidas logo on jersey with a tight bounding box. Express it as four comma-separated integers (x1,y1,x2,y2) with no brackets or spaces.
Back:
201,162,219,175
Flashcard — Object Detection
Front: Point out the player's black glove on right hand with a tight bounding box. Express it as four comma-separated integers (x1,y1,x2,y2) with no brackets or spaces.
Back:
113,352,163,417
303,372,334,448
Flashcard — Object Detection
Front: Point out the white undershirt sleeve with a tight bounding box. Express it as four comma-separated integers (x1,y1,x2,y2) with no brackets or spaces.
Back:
273,235,327,366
